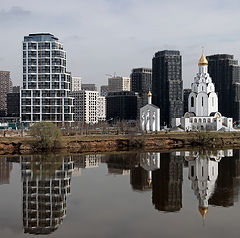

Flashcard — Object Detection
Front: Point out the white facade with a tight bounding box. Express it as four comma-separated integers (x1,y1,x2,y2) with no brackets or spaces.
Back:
140,92,160,132
185,150,233,219
108,76,130,92
97,96,106,121
172,53,233,131
71,76,82,91
21,33,74,123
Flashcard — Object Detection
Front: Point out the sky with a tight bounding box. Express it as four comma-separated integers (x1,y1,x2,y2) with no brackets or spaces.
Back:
1,0,240,88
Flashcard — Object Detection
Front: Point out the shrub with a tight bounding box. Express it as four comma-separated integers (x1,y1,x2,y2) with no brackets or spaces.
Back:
30,122,62,151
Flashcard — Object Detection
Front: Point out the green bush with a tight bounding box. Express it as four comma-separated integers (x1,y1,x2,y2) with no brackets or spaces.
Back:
30,122,62,151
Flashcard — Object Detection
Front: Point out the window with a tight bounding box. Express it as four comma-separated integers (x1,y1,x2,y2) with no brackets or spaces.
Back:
191,166,194,177
202,97,204,107
191,96,194,107
212,97,214,107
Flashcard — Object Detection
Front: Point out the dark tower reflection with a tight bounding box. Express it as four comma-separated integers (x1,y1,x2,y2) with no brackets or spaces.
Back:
21,154,73,235
152,153,183,212
0,157,12,185
209,149,240,207
186,150,233,220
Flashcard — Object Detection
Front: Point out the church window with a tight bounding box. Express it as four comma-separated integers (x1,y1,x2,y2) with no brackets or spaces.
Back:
194,118,197,123
202,166,204,177
212,97,214,107
203,118,206,123
191,96,194,107
202,97,204,107
202,86,204,91
212,167,214,176
191,166,194,177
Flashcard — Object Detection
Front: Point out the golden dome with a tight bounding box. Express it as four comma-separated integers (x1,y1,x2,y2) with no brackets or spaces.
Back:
198,206,208,219
148,91,152,97
198,53,208,66
147,178,152,186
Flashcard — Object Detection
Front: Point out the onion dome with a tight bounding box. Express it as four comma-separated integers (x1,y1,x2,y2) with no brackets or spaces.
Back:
148,91,152,97
198,53,208,66
198,206,208,219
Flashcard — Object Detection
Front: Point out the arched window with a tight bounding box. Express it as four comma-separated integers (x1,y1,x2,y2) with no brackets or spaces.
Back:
191,96,194,107
202,97,204,107
202,86,204,91
212,97,214,107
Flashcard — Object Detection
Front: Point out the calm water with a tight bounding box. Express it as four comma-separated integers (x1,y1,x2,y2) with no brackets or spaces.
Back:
0,149,240,238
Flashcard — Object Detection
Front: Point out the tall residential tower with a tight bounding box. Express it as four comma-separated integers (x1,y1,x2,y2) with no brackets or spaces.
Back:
152,50,183,126
21,33,74,123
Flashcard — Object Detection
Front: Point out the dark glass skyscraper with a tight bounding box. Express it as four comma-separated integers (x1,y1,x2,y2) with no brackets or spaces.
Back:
130,68,152,108
152,50,183,126
207,54,240,122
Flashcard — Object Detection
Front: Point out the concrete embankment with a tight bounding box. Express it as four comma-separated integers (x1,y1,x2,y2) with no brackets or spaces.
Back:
1,131,240,155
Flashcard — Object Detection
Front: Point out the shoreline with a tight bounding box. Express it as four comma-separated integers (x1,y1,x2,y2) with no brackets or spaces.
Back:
1,131,240,155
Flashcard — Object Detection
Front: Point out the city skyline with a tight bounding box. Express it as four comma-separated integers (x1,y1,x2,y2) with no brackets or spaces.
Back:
1,0,240,88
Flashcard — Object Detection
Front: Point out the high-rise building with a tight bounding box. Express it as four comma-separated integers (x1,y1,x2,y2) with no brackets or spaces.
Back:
97,96,106,121
106,91,138,121
20,33,74,123
7,92,20,117
152,50,183,126
0,71,12,116
207,54,240,122
130,68,152,108
81,84,97,91
108,76,130,92
70,90,100,124
71,76,82,91
100,85,109,96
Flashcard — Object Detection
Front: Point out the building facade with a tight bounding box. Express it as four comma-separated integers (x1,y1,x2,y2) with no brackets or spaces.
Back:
108,76,130,92
106,91,138,121
81,84,97,91
7,92,20,117
140,92,160,132
20,33,74,123
100,85,109,96
173,53,233,131
131,68,152,108
71,76,82,91
152,50,183,126
183,89,191,114
97,96,106,121
0,71,12,116
70,90,100,124
207,54,240,123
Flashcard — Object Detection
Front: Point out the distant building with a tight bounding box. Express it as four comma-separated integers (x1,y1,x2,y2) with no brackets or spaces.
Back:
21,33,73,123
0,71,12,115
12,86,21,93
207,54,240,123
81,84,97,91
108,76,130,92
183,89,191,113
0,158,12,185
106,91,138,121
71,76,82,91
140,92,160,132
100,85,109,96
97,96,106,121
7,92,20,117
152,50,183,126
70,90,99,124
131,68,152,108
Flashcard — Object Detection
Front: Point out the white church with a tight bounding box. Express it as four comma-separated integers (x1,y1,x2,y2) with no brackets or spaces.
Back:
140,91,160,132
172,52,233,131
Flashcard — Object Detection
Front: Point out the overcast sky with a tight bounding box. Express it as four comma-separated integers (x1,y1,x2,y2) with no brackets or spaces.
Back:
1,0,240,88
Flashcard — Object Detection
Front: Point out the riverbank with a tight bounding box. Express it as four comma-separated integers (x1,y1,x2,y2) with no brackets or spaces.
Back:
1,131,240,155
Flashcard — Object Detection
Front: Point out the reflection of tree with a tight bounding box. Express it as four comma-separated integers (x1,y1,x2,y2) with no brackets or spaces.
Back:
209,150,240,207
152,153,183,212
21,154,73,235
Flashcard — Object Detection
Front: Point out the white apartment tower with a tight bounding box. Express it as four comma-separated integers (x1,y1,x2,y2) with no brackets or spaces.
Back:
21,33,74,123
108,76,130,92
97,96,106,121
71,77,82,91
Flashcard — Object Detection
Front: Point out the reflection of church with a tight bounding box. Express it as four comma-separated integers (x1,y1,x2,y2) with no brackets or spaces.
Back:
185,150,233,219
21,155,73,235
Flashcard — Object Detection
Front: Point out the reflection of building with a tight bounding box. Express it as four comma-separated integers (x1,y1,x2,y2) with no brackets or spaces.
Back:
0,158,12,185
185,150,232,219
73,154,101,170
209,150,240,207
130,166,151,191
21,155,73,235
152,153,183,212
